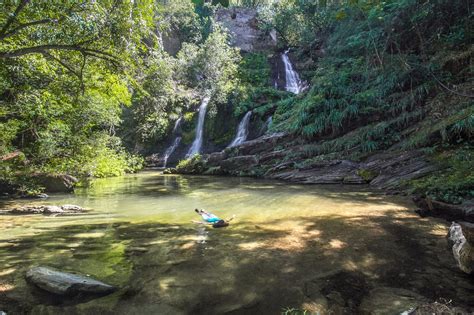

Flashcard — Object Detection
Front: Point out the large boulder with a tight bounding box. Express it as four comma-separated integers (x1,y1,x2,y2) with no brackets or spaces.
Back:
26,267,117,296
33,174,78,193
447,222,474,274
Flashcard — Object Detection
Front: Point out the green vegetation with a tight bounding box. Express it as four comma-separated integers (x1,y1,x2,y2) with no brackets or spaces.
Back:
262,0,472,200
0,0,158,192
233,52,287,117
411,146,474,204
0,0,242,193
1,0,472,202
175,154,206,174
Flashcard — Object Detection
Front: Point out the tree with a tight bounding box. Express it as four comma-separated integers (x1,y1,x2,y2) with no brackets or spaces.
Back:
0,0,157,182
176,25,241,103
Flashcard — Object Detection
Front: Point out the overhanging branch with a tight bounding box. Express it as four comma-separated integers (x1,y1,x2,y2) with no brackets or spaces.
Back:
0,0,30,38
0,44,119,65
0,19,56,40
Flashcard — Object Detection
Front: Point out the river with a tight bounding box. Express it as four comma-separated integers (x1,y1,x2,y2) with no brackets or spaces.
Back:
0,171,472,314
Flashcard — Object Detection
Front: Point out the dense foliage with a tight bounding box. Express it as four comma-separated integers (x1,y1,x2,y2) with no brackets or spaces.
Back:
0,0,241,192
0,0,161,190
1,0,472,202
263,0,473,201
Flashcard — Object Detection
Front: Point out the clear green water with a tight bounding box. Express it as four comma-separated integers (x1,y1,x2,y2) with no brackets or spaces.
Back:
0,171,472,314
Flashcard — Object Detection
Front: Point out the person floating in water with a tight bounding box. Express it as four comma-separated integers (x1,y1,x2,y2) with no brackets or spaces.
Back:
193,209,235,228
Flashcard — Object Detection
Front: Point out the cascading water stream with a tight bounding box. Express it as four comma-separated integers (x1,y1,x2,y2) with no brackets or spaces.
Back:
162,117,183,167
265,116,273,128
172,117,183,133
163,137,182,168
187,96,210,157
282,49,302,94
228,111,252,148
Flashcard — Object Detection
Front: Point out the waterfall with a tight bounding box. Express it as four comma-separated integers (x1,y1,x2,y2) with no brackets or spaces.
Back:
161,117,183,167
163,137,181,168
172,116,183,133
270,29,277,43
228,111,252,148
186,97,210,157
282,49,302,94
265,116,273,131
259,115,273,135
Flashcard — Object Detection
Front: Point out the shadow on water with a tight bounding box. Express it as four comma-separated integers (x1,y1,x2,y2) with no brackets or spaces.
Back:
1,210,473,314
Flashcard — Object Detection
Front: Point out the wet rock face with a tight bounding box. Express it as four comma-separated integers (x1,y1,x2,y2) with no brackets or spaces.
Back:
270,160,365,184
235,132,288,156
215,8,275,53
177,131,445,195
26,267,117,296
207,151,228,166
1,205,84,215
447,222,474,274
220,155,258,172
145,153,163,168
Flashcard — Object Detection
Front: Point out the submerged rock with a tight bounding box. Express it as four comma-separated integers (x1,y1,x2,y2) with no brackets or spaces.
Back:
359,287,426,315
410,301,469,314
447,222,474,274
1,205,85,215
60,204,84,212
26,267,117,296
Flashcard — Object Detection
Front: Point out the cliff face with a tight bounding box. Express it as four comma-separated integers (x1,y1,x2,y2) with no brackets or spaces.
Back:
215,8,276,53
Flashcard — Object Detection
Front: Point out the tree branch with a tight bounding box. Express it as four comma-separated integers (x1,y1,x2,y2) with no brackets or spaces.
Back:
0,19,56,40
0,0,30,38
0,44,119,65
41,51,80,78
